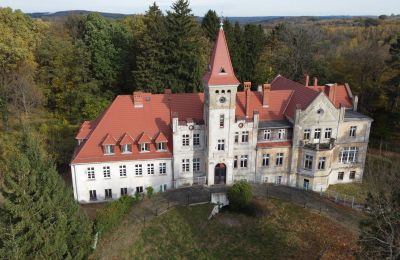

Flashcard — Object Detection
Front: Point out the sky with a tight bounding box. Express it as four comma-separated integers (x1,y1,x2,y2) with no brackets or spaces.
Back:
1,0,399,16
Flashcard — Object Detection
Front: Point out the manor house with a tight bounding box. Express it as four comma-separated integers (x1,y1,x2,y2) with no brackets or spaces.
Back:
70,24,372,203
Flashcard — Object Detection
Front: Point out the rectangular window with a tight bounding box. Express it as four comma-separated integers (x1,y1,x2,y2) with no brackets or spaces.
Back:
147,164,154,175
278,129,286,140
136,186,144,194
87,167,95,179
119,165,127,177
338,172,344,180
193,158,200,172
135,164,143,176
104,145,114,154
89,190,97,200
304,154,313,170
276,176,282,185
340,147,359,163
349,171,356,179
324,128,332,139
219,114,224,128
263,130,271,140
121,144,132,153
105,188,112,199
159,162,166,175
242,131,249,143
121,187,128,196
160,184,168,192
240,155,248,168
193,133,200,146
318,157,326,170
350,126,357,137
304,129,311,140
276,153,284,166
217,139,225,151
314,128,321,139
234,132,239,143
140,143,149,152
234,156,238,168
182,159,190,172
103,166,110,178
182,134,189,146
157,142,166,151
262,154,270,166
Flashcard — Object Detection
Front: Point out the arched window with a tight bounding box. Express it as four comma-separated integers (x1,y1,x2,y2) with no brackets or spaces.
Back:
221,90,225,94
215,90,219,94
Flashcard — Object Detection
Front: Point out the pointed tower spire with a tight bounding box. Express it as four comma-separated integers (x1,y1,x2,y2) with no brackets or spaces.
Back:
203,23,239,86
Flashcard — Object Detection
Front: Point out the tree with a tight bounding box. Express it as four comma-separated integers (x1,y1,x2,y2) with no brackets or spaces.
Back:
133,3,167,93
0,129,93,258
201,10,220,42
164,0,208,93
227,181,253,211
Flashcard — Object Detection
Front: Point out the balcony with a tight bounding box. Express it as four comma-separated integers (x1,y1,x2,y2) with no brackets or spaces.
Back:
301,138,335,151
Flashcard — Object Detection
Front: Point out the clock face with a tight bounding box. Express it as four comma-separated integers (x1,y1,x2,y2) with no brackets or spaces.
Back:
219,96,226,103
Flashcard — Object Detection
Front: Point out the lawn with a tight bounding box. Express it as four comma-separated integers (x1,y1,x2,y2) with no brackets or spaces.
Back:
327,183,369,204
129,198,358,259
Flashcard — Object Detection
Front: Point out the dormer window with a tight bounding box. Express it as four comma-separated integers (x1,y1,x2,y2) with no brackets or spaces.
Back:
157,142,166,151
104,145,115,155
140,143,150,152
219,67,226,74
121,144,132,153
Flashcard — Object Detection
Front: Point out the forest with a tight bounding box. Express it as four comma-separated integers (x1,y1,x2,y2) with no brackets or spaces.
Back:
0,0,399,258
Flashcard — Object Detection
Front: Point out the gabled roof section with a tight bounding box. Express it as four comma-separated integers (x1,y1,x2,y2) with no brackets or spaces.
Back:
203,26,240,86
235,90,293,121
155,132,168,143
75,121,92,140
310,84,353,108
137,133,151,144
119,133,134,145
101,134,117,145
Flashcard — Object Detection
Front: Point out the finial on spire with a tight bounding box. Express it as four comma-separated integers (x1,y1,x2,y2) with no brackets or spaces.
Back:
219,19,224,30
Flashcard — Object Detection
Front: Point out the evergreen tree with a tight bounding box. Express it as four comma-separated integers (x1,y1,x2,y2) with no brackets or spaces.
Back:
201,10,220,42
164,0,207,93
0,130,93,259
133,3,167,93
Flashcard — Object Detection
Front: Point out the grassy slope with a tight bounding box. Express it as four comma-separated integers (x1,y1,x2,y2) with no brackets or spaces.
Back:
129,198,358,259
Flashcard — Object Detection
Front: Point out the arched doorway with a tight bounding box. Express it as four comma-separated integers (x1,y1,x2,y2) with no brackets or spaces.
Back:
214,163,226,184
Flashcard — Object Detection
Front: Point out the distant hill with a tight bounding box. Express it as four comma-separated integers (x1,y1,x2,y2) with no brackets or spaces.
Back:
26,10,375,24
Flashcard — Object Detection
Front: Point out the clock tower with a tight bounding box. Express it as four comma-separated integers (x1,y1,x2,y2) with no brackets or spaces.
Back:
203,22,240,185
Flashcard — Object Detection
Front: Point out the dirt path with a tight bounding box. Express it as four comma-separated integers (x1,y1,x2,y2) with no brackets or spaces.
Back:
90,184,364,259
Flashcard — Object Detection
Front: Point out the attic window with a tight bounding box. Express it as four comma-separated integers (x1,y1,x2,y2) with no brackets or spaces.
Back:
219,67,226,74
104,145,115,155
215,90,219,94
121,144,132,153
140,143,150,152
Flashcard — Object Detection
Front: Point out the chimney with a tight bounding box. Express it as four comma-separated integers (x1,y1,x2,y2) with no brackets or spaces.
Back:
263,83,271,108
244,81,251,92
353,95,358,111
164,89,172,94
257,85,262,92
133,91,144,108
245,87,251,118
313,77,318,87
305,75,310,87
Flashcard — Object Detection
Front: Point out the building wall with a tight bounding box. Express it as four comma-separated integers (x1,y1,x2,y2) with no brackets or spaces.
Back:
71,159,172,203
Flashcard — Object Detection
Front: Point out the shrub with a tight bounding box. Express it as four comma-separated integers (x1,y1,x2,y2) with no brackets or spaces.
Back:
227,181,253,211
146,186,154,199
95,195,135,235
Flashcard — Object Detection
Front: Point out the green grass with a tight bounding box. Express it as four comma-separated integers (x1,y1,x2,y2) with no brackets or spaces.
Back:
327,183,369,204
129,198,358,259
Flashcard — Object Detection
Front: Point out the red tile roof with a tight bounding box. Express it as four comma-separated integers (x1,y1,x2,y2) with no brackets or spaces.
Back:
75,121,92,140
137,133,152,144
203,28,240,86
310,84,353,108
257,141,292,148
155,132,168,143
271,75,353,119
235,90,293,120
119,133,134,145
101,134,117,145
